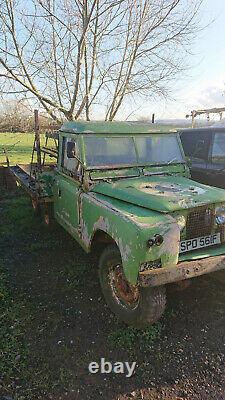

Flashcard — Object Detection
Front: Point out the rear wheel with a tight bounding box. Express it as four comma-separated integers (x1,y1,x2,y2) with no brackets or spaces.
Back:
99,245,166,328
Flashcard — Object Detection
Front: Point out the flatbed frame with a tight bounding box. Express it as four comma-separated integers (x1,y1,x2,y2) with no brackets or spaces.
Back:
8,111,58,203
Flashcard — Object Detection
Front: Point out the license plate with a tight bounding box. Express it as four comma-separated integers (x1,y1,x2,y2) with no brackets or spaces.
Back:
179,233,221,253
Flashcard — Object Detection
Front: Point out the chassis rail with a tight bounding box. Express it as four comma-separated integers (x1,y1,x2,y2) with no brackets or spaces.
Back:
10,165,37,195
9,165,53,204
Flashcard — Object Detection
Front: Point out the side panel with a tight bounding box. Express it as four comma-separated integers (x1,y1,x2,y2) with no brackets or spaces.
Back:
53,172,80,234
53,133,83,238
80,193,180,285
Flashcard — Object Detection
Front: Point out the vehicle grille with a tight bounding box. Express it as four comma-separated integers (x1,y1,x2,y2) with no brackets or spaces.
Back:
186,206,215,239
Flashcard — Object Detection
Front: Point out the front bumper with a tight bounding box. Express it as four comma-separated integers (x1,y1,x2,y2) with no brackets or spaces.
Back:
139,254,225,287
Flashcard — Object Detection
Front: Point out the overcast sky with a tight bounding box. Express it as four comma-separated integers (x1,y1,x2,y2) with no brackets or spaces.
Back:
120,0,225,121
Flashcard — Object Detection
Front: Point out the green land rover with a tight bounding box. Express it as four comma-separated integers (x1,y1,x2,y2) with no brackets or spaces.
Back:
11,122,225,328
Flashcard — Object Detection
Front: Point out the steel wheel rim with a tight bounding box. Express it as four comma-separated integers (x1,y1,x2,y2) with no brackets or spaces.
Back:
108,263,140,310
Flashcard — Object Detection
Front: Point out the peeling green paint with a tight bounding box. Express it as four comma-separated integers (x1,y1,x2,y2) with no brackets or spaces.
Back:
92,175,225,212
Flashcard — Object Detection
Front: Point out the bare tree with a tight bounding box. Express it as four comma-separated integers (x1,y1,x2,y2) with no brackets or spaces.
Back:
0,0,202,121
0,99,55,131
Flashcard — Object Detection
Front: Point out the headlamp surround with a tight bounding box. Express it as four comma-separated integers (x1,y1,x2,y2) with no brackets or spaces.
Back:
215,206,225,225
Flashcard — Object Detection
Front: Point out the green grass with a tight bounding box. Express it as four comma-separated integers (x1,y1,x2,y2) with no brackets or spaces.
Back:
0,197,163,400
108,322,163,353
0,197,40,236
0,197,63,398
0,132,37,164
0,259,31,393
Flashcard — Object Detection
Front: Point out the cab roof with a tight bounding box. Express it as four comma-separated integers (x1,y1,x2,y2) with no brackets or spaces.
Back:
59,121,177,134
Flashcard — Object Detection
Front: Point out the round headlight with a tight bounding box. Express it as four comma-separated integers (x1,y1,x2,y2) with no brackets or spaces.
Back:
215,206,225,225
147,238,155,248
154,234,164,246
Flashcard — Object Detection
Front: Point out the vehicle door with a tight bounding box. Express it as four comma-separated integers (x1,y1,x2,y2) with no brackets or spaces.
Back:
180,130,211,184
53,136,82,234
207,131,225,189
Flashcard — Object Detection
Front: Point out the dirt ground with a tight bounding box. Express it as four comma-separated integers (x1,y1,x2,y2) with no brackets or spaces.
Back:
0,192,224,400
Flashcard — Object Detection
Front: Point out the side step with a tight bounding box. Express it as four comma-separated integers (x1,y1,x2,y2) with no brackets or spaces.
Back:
9,165,37,196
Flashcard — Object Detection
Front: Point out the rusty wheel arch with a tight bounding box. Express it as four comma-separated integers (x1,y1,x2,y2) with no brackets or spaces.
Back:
90,230,118,263
91,230,115,251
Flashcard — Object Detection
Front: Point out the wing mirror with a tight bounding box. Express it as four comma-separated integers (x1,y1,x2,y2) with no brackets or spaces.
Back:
66,141,84,166
67,142,76,158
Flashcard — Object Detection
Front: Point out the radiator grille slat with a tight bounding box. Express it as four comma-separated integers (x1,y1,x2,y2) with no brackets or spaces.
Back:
186,206,214,240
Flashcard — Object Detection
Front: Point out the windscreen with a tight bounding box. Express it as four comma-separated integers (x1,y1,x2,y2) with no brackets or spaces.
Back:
84,134,184,167
84,136,137,166
135,134,184,164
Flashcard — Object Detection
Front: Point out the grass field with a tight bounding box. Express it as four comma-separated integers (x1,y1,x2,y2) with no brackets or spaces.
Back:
0,132,38,164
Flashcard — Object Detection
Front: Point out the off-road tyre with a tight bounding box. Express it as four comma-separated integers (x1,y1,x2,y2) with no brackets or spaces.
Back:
99,245,166,329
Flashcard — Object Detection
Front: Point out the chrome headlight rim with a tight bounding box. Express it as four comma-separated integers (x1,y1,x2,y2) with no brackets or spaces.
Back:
215,206,225,225
174,214,186,230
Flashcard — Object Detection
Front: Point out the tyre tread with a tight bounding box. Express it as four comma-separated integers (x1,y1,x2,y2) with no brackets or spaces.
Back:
99,244,166,328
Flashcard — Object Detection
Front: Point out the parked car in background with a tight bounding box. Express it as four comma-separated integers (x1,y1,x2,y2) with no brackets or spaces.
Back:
180,127,225,189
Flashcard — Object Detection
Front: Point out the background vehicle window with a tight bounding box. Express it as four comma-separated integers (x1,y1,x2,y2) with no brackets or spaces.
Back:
212,132,225,163
180,131,210,161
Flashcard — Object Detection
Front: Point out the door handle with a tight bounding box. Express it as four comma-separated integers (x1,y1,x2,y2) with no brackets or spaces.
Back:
58,188,62,197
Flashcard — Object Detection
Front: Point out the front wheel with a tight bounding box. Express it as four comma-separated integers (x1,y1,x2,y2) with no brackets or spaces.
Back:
99,245,166,328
